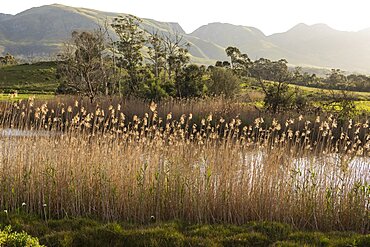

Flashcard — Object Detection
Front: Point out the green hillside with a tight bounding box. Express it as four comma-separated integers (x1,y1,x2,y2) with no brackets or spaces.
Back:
0,62,58,93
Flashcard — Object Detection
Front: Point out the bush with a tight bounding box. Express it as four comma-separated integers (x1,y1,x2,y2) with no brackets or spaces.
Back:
0,225,44,247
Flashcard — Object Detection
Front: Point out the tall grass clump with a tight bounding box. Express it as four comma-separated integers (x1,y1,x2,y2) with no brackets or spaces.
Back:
0,97,368,233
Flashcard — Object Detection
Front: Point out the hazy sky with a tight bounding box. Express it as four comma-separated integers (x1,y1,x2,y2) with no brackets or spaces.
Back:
2,0,370,35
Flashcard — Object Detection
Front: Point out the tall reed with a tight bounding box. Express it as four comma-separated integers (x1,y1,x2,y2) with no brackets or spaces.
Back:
0,97,368,233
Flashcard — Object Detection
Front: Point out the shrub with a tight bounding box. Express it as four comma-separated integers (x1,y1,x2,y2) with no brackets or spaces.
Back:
0,225,44,247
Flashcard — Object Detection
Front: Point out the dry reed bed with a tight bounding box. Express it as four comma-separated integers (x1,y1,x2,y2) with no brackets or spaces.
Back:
0,98,369,233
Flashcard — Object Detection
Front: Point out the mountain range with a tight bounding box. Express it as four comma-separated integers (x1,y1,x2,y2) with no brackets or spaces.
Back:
1,4,370,73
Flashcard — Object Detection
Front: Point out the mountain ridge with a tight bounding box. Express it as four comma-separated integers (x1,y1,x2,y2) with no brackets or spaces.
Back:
1,4,370,73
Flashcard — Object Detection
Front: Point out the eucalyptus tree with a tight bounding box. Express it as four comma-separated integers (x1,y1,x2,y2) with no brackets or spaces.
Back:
111,14,146,96
147,31,166,80
225,46,251,76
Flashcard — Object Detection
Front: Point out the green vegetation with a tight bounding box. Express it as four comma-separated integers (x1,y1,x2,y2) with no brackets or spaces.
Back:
356,101,370,113
0,93,54,101
292,68,370,93
53,18,369,118
286,84,370,101
0,225,44,247
0,213,369,247
0,61,58,94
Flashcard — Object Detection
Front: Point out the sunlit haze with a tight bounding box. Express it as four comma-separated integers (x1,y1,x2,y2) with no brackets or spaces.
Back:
2,0,370,34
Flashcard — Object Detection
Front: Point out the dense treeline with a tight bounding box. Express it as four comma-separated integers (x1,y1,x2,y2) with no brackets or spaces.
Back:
56,15,221,102
291,67,370,92
55,14,368,116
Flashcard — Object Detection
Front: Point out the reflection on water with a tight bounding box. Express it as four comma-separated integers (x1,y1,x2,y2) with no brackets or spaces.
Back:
0,128,53,137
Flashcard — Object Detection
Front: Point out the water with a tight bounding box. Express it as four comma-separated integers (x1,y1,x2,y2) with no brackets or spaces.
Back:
2,127,369,185
0,128,52,137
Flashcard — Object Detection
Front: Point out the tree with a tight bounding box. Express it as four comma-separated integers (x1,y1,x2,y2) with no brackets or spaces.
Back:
162,32,190,83
215,61,223,67
325,69,347,89
57,29,110,102
111,15,146,97
207,67,240,98
291,67,319,87
225,46,240,69
250,58,294,113
225,46,251,76
147,31,166,80
0,53,17,66
139,77,168,101
347,74,370,92
175,64,206,98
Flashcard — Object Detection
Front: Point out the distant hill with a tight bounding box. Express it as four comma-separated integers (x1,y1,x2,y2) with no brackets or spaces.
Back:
267,23,370,72
191,22,370,73
0,14,12,21
191,22,266,49
0,4,225,63
1,4,370,73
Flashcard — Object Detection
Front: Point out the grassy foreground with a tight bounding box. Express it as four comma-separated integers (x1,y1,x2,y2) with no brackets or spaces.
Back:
0,213,369,247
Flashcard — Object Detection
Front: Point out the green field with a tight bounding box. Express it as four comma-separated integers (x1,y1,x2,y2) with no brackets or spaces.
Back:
289,84,370,101
0,93,55,101
355,101,370,112
0,62,58,94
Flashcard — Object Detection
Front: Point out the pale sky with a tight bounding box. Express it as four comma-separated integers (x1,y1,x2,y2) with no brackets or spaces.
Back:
2,0,370,35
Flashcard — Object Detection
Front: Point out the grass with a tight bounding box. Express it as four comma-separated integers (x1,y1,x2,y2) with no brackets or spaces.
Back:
0,213,369,247
0,93,55,101
0,62,58,94
355,101,370,113
0,97,368,235
287,84,370,101
244,77,370,101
